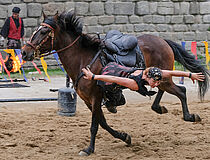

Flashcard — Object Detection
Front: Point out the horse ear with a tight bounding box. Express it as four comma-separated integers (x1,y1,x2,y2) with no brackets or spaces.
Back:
53,11,59,21
42,11,47,20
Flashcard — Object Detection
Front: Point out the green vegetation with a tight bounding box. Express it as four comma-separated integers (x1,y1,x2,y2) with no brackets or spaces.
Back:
208,27,210,31
2,67,66,79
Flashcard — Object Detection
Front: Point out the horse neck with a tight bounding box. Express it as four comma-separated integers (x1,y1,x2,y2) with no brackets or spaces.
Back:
56,34,97,83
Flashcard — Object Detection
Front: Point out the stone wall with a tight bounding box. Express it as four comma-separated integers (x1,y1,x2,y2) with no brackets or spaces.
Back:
0,0,210,69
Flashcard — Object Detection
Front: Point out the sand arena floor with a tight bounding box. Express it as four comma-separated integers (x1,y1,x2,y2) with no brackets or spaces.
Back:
0,77,209,160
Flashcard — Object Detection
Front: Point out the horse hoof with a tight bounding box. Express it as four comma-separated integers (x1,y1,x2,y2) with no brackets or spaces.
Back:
79,150,89,156
152,105,168,114
161,106,168,114
125,134,131,145
194,114,201,122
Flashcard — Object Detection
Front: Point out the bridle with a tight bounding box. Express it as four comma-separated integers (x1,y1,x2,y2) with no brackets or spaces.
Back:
26,22,81,58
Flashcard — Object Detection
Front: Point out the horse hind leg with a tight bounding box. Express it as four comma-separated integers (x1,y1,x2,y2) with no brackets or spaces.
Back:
151,89,168,114
164,83,201,122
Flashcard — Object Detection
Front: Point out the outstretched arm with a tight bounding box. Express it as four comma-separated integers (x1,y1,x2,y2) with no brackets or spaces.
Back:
82,68,139,90
162,70,205,83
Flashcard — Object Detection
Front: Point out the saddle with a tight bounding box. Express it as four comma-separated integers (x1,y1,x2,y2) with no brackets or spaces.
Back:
102,30,145,68
98,30,146,112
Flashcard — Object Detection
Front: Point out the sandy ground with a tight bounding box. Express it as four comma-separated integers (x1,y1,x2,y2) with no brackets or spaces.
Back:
0,76,210,160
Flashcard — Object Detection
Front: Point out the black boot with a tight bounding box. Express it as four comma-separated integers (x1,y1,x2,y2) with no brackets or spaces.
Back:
104,90,126,114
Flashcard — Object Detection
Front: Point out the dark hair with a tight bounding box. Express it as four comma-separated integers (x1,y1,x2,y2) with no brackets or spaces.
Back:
145,67,162,81
12,7,21,13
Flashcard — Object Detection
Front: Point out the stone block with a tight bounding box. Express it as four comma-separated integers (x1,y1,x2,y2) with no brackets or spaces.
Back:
89,2,104,15
23,0,34,2
65,2,75,12
75,2,89,16
115,16,128,24
171,15,183,24
54,0,68,1
152,15,165,24
123,24,134,33
23,18,38,27
203,15,210,23
98,16,114,25
173,25,188,32
43,3,65,16
174,3,180,15
158,7,174,15
197,24,210,31
156,24,169,32
13,0,21,3
8,4,27,18
35,0,51,3
172,32,184,41
0,0,12,4
24,27,32,38
104,24,124,33
147,24,156,32
207,31,210,40
157,2,174,15
184,15,195,24
134,24,148,32
86,26,103,34
129,15,142,24
143,15,153,24
180,2,189,14
84,16,98,26
28,3,42,17
0,5,8,19
183,32,195,41
136,1,149,15
195,15,202,23
189,2,199,15
105,2,114,15
159,32,173,40
0,20,4,28
200,2,210,14
150,2,157,14
165,16,171,24
113,2,134,15
196,32,207,41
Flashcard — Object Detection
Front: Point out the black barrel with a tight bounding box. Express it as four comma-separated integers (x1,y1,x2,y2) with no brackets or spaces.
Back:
57,87,77,116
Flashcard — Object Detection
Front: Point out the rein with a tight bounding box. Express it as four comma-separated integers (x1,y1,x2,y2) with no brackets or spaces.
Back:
26,22,81,58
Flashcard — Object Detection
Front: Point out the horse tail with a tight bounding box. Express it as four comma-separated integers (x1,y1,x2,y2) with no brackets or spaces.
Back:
164,39,210,100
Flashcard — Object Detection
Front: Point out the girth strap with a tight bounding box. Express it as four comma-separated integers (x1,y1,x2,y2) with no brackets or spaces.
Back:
74,49,101,89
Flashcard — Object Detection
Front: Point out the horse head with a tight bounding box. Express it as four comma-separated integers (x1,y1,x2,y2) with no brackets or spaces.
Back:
22,10,83,61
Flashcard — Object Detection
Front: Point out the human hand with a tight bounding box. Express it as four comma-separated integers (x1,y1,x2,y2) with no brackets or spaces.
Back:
82,67,94,80
191,72,205,83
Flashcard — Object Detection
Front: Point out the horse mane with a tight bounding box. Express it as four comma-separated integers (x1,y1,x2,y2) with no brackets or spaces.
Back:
58,11,101,51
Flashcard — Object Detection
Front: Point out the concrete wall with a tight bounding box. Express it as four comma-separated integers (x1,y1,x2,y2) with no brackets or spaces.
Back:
0,0,209,69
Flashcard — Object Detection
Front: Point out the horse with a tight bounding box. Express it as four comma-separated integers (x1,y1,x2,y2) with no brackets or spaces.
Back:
21,11,210,156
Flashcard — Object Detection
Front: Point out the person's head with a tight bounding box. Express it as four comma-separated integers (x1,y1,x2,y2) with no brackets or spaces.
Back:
12,7,20,19
144,67,162,88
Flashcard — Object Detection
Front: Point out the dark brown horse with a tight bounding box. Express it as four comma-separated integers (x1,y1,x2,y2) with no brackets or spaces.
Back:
22,11,210,156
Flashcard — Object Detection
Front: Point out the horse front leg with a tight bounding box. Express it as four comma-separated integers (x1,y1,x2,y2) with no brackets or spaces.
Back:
99,113,131,145
151,89,168,114
164,83,201,122
79,102,99,156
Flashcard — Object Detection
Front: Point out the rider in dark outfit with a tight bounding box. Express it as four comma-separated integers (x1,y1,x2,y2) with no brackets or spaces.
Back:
82,62,204,113
97,62,159,113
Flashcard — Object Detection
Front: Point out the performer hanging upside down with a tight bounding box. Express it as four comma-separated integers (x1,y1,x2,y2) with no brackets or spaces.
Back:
82,62,205,113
